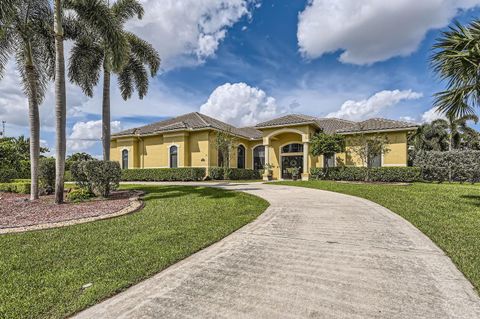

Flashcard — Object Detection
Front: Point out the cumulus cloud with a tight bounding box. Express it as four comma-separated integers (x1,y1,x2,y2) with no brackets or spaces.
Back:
327,89,423,120
67,120,122,152
200,82,286,127
421,107,446,123
297,0,480,65
127,0,257,68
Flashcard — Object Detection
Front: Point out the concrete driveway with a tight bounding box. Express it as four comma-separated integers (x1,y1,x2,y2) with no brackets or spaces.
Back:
74,182,480,319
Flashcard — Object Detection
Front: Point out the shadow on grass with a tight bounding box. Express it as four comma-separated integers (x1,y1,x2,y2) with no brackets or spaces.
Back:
129,185,238,202
460,194,480,207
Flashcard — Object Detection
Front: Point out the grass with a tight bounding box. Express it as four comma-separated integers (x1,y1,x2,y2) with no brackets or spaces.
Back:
0,185,269,319
275,180,480,293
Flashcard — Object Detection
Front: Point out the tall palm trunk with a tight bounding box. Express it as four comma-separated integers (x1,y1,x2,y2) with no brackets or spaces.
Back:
25,42,40,200
54,0,66,204
102,68,111,160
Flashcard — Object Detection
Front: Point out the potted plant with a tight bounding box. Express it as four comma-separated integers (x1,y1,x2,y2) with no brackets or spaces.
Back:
263,163,274,181
287,167,301,181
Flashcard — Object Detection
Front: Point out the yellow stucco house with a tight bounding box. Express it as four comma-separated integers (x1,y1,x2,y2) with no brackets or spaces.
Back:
110,112,417,180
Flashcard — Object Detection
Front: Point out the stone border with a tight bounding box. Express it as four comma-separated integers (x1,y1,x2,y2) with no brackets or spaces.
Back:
0,191,145,235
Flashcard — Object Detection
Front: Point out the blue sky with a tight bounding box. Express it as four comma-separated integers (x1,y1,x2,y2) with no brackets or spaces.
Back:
2,0,480,157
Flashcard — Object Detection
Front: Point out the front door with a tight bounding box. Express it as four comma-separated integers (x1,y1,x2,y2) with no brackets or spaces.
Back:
281,155,303,179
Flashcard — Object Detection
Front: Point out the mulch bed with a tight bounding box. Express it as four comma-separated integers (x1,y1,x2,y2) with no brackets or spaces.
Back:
0,190,137,229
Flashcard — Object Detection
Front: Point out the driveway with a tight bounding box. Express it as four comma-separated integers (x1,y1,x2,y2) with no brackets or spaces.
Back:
74,182,480,319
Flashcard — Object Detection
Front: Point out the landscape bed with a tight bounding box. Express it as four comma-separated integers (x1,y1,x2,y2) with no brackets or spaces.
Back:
0,185,269,319
275,180,480,294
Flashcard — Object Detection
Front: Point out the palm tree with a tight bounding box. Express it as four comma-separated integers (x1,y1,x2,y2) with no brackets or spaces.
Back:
68,0,160,160
0,0,54,200
431,20,480,118
53,0,128,203
447,114,479,150
409,119,450,152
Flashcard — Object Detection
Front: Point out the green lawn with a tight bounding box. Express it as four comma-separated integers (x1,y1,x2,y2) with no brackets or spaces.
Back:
275,180,480,293
0,185,269,319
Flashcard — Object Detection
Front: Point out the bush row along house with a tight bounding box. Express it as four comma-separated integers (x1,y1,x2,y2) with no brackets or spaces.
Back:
110,112,417,180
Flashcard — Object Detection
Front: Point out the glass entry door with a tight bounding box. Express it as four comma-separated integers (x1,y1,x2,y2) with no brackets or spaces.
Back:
281,156,303,179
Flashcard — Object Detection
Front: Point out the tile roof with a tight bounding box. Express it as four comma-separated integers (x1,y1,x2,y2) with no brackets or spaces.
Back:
112,113,417,140
336,118,418,133
255,114,318,128
112,112,263,140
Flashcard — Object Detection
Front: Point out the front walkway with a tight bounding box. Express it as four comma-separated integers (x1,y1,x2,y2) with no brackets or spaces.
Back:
74,182,480,318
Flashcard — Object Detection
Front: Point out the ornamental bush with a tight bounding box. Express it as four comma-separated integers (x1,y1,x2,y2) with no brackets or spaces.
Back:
71,160,121,197
414,150,480,183
310,167,421,183
39,157,56,194
0,181,31,194
0,168,17,183
209,168,261,180
66,187,94,202
121,168,206,182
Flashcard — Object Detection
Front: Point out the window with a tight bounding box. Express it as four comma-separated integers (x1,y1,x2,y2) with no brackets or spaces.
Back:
169,146,178,168
323,154,335,168
281,143,303,153
122,149,128,169
368,153,381,168
253,146,265,170
237,145,245,169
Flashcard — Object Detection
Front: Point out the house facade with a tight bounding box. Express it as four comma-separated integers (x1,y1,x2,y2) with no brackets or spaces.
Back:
110,112,417,180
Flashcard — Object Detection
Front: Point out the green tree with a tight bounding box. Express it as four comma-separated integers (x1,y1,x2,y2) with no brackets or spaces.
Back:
446,114,479,150
348,132,390,181
310,132,345,173
68,0,160,161
409,119,450,153
431,20,480,118
0,0,54,199
53,0,128,203
214,130,236,171
65,152,95,170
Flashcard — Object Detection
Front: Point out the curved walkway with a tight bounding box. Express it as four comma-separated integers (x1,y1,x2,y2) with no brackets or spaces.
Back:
74,182,480,319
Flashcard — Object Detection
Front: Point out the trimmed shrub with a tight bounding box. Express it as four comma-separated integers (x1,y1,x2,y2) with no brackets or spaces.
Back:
310,167,421,183
0,168,17,183
414,150,480,183
0,182,31,194
81,161,121,197
121,168,206,181
66,188,94,202
39,158,56,194
71,161,92,192
209,168,261,180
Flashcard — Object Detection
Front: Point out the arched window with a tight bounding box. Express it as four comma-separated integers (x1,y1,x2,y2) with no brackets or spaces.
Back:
169,146,178,168
253,145,265,170
237,145,245,169
122,149,128,169
281,143,303,153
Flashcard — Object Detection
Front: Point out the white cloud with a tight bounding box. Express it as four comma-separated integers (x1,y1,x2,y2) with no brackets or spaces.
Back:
297,0,480,65
67,120,122,152
127,0,257,68
421,107,446,123
399,116,418,123
200,82,286,127
327,89,423,120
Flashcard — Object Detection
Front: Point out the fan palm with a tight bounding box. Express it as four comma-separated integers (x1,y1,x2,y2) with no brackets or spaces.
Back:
68,0,160,160
0,0,54,200
431,20,480,118
53,0,128,203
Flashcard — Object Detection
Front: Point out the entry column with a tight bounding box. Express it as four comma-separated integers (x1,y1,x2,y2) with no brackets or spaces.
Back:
262,144,271,181
302,142,309,181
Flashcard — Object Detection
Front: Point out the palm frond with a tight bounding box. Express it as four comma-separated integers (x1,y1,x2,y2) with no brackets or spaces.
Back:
126,32,160,76
65,0,128,70
111,0,144,24
117,61,133,100
68,36,103,97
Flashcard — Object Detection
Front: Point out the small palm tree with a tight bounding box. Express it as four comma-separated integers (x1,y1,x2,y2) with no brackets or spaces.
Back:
68,0,160,160
409,119,450,152
0,0,54,200
53,0,128,203
447,114,479,150
431,20,480,118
